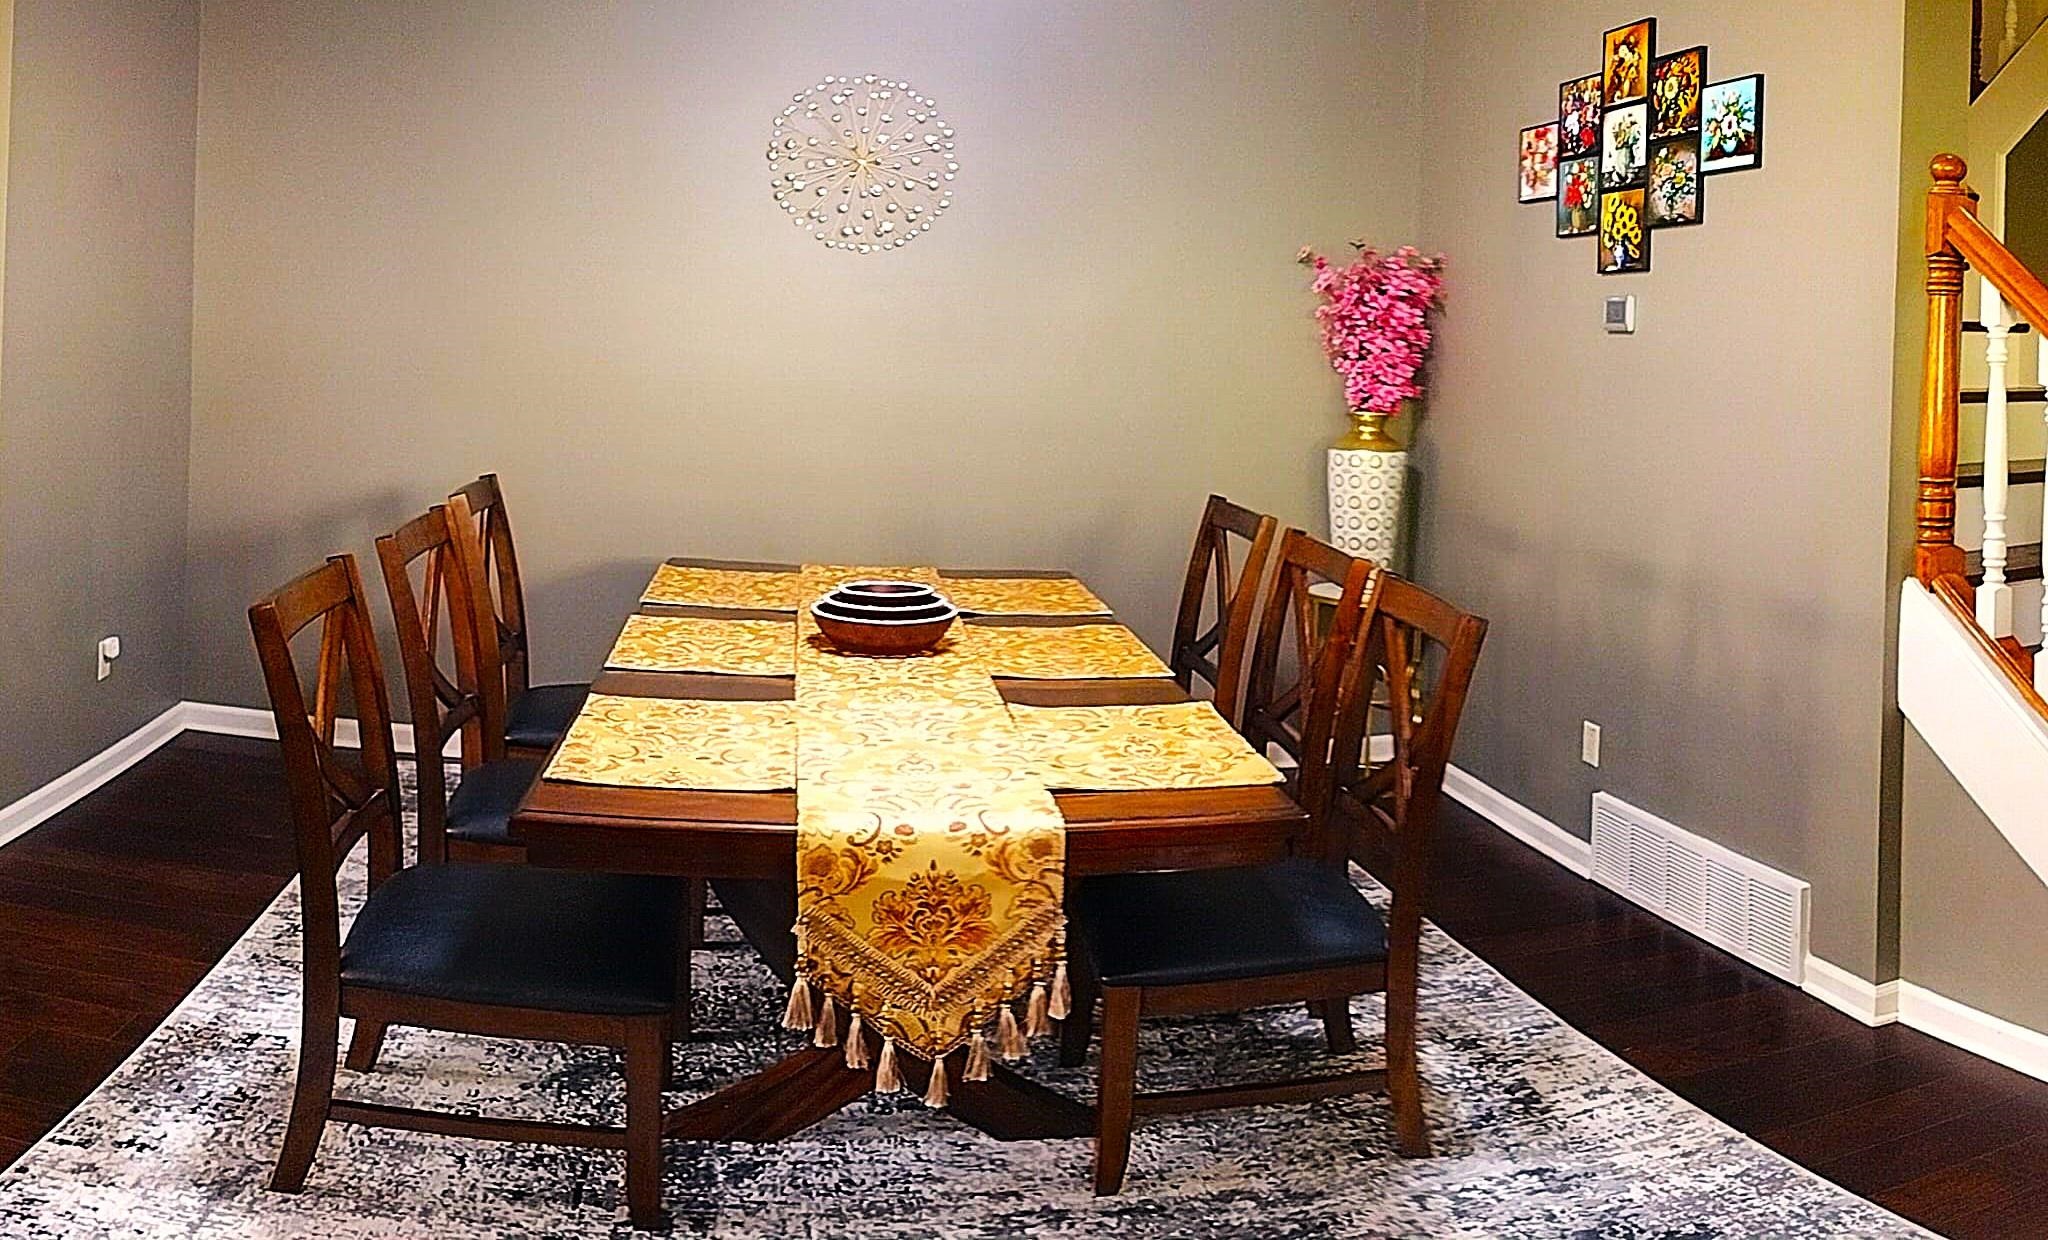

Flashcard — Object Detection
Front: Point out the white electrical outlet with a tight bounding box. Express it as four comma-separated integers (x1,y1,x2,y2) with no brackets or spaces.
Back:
1581,720,1602,767
97,635,121,682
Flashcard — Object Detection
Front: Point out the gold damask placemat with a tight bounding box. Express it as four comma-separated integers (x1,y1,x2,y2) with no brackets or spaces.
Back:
641,563,805,611
943,576,1111,617
605,614,796,676
544,693,796,790
1007,700,1284,791
964,623,1173,680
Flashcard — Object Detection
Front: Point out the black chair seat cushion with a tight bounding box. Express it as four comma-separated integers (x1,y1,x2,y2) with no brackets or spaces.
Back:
341,864,679,1016
1072,858,1387,989
445,758,541,845
505,682,590,750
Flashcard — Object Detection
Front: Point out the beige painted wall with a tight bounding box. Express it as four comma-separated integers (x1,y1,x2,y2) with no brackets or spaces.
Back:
0,0,198,802
184,0,1425,707
1899,723,2048,1030
1415,2,1910,976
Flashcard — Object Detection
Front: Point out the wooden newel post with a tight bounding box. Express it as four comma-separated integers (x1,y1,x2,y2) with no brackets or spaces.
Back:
1918,153,1971,584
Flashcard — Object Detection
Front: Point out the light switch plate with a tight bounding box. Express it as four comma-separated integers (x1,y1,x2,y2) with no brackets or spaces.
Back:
1604,295,1635,334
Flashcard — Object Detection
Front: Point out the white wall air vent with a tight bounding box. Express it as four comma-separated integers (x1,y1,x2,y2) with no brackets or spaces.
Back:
1589,792,1810,984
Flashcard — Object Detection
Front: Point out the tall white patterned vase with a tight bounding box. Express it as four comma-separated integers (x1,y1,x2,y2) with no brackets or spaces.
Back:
1326,410,1406,569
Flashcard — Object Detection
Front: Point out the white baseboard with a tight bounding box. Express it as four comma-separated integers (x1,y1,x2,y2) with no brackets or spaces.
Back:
179,700,449,758
0,703,189,851
1898,981,2048,1084
1801,955,1901,1026
1443,763,1592,877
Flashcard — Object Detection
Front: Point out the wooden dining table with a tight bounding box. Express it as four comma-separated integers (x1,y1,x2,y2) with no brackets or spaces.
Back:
510,557,1310,1144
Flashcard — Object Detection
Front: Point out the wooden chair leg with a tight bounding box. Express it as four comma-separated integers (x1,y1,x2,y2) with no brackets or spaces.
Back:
343,1017,389,1072
623,1017,669,1230
1059,964,1099,1068
1321,994,1356,1055
1093,987,1141,1196
1386,969,1429,1157
670,878,704,1085
271,999,339,1192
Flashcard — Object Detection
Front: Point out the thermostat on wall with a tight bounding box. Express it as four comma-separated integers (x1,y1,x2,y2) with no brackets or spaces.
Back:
1604,295,1636,334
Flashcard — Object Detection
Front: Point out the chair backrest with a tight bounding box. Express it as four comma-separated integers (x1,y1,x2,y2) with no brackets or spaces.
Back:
1169,495,1279,727
1241,528,1373,778
247,555,406,1000
376,503,507,862
1329,575,1487,939
448,474,533,707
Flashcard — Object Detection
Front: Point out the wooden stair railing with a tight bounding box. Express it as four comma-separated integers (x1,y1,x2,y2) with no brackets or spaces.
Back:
1920,153,2046,698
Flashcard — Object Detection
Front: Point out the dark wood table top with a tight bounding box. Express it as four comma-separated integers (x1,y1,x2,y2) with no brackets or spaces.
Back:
513,562,1309,879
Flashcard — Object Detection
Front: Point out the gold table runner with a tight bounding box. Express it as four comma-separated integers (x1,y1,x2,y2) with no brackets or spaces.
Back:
788,565,1068,1106
605,614,796,677
943,575,1111,617
1008,701,1284,791
544,693,796,790
964,622,1173,680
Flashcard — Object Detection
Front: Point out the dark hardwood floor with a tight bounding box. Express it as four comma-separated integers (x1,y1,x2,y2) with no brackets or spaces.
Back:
0,729,2041,1236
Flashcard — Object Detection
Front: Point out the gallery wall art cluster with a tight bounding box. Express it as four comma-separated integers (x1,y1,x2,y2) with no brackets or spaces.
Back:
1516,17,1763,275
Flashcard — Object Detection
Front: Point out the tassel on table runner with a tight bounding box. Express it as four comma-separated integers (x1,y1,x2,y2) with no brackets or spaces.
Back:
811,992,839,1048
963,1030,993,1083
1025,983,1052,1039
843,1013,870,1069
781,977,813,1031
875,1037,903,1093
1049,962,1072,1021
997,1002,1029,1061
922,1055,950,1109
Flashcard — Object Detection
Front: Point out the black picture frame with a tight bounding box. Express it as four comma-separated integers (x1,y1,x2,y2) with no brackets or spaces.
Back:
1600,101,1650,192
1649,44,1707,140
1646,135,1704,228
1559,72,1603,159
1598,187,1651,274
1519,121,1561,203
1556,155,1600,237
1602,17,1657,106
1700,73,1765,174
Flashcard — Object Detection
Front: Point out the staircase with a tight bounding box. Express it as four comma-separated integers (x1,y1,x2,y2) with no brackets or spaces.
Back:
1904,154,2048,881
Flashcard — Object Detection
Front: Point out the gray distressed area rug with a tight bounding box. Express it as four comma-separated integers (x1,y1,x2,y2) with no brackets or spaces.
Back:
0,782,1929,1237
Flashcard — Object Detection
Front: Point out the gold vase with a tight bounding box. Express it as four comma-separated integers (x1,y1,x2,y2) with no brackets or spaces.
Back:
1333,410,1403,452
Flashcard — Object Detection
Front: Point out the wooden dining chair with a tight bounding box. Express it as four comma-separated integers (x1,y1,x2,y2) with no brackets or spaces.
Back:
250,555,678,1230
1063,536,1485,1195
375,503,538,863
448,475,589,760
1168,496,1279,728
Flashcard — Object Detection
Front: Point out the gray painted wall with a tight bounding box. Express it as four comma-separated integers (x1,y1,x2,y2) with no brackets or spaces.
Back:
184,0,1425,708
0,0,198,802
1899,723,2048,1030
1414,1,1910,976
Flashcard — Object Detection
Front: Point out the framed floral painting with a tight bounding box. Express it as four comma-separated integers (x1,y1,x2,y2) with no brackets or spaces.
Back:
1603,17,1655,105
1601,102,1649,190
1700,74,1764,173
1519,122,1560,202
1599,187,1650,274
1650,45,1705,139
1647,137,1701,227
1556,156,1599,237
1559,73,1603,159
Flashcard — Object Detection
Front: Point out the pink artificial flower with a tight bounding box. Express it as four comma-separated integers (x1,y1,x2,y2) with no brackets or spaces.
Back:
1298,243,1447,415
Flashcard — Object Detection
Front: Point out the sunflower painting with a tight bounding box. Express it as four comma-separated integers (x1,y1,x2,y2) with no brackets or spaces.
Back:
1647,138,1701,227
1559,73,1603,159
1603,17,1655,105
1700,74,1764,173
1599,188,1649,274
1650,45,1705,139
1556,156,1599,238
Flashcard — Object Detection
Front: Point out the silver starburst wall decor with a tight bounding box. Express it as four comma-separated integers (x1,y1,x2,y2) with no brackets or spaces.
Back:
768,75,957,253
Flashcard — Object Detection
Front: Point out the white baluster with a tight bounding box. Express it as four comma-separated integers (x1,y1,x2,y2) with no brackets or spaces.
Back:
2003,1,2023,70
1980,281,2015,637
